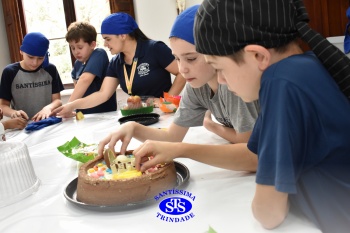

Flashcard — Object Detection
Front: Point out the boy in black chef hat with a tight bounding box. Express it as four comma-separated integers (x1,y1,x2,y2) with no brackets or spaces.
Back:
194,0,350,232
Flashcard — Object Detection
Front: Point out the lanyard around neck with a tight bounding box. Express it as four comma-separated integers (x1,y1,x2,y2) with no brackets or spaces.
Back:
124,58,138,95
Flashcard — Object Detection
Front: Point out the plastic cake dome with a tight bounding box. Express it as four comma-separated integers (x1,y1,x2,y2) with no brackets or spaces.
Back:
0,142,40,208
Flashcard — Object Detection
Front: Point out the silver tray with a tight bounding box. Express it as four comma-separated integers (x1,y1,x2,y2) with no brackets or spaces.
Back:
64,161,189,211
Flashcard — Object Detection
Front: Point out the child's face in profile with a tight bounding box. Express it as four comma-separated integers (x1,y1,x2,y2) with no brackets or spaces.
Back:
169,38,216,89
204,54,261,102
68,39,96,63
20,51,45,71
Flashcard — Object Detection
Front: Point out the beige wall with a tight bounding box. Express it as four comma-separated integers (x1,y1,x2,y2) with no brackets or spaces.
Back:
134,0,203,46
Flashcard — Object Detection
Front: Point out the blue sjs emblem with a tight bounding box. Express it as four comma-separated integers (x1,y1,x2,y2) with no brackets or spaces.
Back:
159,197,192,215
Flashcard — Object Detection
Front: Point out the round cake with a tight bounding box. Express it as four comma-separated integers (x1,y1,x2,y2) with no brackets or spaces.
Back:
76,150,177,205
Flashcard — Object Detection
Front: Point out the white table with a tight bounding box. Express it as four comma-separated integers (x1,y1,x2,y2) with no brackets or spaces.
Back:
0,110,321,233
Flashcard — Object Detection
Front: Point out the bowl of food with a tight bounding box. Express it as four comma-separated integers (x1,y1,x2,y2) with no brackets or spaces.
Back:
159,93,181,113
119,95,154,116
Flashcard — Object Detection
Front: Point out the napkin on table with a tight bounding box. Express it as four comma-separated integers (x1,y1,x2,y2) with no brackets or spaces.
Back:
25,116,62,132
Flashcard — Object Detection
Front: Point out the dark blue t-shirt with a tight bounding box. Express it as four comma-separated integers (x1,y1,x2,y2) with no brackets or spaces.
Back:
106,39,174,97
248,52,350,233
72,48,117,114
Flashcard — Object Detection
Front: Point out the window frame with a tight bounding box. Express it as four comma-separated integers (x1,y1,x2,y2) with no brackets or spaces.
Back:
2,0,135,88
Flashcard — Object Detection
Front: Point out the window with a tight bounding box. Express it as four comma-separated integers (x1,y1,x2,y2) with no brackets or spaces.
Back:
22,0,111,84
2,0,135,87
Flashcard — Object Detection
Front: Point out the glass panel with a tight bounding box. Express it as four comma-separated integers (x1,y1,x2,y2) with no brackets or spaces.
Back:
22,0,72,84
21,0,112,84
22,0,67,38
49,39,72,84
74,0,112,60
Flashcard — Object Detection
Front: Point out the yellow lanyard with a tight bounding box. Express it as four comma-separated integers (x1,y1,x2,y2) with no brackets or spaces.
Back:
124,58,138,95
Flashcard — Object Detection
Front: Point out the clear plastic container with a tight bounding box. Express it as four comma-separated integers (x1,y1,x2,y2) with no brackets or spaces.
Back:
0,142,40,208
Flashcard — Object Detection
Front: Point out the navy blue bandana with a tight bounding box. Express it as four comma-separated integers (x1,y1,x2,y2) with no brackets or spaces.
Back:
169,5,199,45
20,32,49,67
101,13,138,35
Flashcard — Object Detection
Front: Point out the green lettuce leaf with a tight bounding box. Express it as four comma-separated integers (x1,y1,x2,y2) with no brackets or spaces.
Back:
57,136,98,163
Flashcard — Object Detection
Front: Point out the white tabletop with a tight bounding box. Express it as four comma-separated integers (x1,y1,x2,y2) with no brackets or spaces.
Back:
0,110,321,233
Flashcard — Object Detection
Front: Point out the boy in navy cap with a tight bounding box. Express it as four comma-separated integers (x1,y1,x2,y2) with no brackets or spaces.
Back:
0,32,64,121
194,0,350,232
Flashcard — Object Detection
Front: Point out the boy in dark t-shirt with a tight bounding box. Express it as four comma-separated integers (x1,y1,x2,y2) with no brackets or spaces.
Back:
64,21,116,116
194,0,350,232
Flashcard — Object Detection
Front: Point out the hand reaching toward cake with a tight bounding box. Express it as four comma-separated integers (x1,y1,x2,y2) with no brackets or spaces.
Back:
133,140,180,172
98,121,137,156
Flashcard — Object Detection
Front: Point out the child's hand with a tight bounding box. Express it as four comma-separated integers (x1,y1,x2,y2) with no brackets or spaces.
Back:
52,104,76,118
2,118,27,130
32,106,52,121
203,110,216,132
11,110,29,120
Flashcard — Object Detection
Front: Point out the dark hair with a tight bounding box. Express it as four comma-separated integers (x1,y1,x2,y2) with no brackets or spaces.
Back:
228,39,300,65
66,22,97,44
227,50,245,64
128,28,149,41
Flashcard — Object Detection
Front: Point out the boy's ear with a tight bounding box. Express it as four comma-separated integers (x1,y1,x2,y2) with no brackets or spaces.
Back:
90,41,97,48
244,45,270,71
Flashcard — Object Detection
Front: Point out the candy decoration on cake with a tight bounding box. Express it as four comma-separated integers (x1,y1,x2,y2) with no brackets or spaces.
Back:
86,149,162,180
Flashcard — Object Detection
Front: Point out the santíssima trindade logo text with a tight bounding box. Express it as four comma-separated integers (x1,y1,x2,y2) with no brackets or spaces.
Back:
154,189,196,223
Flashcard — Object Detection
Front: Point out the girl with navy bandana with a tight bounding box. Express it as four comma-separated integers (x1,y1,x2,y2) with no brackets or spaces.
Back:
53,13,186,118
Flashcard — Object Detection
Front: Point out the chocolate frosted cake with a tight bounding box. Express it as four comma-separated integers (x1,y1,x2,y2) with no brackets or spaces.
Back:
76,150,177,205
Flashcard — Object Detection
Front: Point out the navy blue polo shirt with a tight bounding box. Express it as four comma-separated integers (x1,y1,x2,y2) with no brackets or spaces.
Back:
72,48,117,114
106,39,175,97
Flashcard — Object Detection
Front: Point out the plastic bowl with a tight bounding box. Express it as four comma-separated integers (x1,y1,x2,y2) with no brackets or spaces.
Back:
0,142,40,208
120,105,153,116
159,102,177,113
